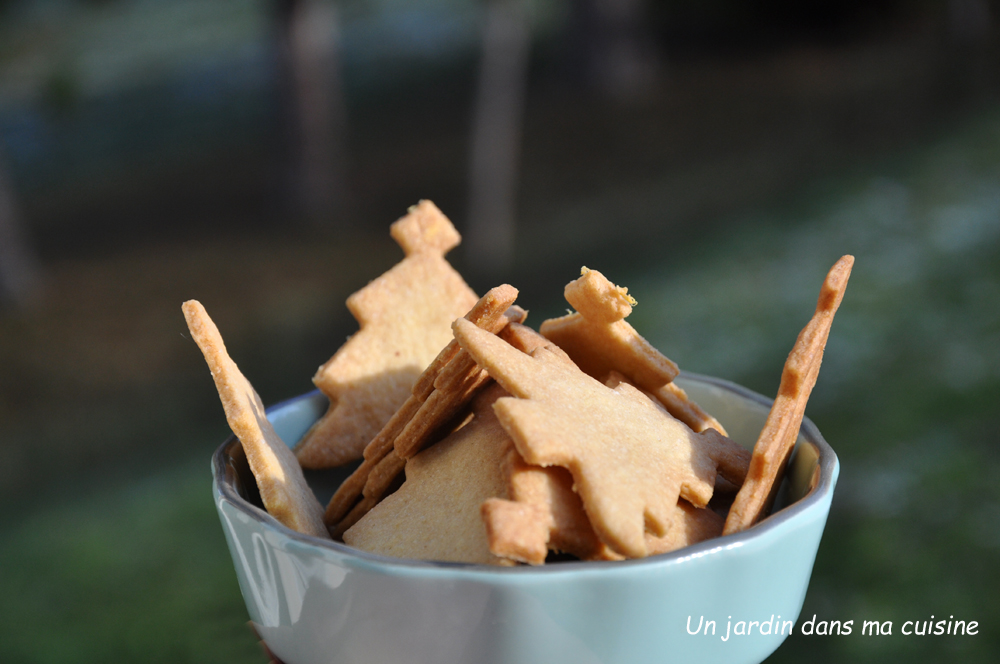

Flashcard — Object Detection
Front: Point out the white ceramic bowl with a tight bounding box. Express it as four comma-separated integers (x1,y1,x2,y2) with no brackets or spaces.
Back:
212,373,838,664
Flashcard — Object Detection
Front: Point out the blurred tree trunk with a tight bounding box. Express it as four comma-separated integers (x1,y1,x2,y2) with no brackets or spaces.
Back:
465,0,531,276
274,0,350,226
0,153,40,308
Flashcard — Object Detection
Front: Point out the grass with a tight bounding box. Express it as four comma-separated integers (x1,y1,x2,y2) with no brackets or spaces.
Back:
0,460,263,663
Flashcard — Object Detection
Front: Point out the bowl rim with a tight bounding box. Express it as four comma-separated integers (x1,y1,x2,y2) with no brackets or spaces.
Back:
212,372,838,575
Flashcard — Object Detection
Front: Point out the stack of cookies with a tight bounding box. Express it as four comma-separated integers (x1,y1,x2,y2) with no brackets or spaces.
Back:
184,201,853,566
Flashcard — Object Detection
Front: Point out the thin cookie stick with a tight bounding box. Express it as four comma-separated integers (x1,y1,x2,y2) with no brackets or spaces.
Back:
330,450,407,538
182,301,329,539
722,255,854,535
393,295,525,460
324,400,416,526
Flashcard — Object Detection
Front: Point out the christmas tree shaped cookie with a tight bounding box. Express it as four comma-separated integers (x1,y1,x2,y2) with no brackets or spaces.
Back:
540,267,727,435
295,201,479,468
539,267,677,389
454,317,748,558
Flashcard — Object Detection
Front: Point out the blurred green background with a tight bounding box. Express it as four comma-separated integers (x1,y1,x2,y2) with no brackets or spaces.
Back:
1,0,998,662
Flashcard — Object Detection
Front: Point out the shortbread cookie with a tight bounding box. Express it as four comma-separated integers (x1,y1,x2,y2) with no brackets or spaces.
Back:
182,300,328,539
653,382,728,435
645,500,724,556
483,446,729,563
539,267,678,389
344,384,515,565
486,324,620,564
453,317,747,558
539,268,727,436
723,255,854,535
325,285,524,535
295,201,479,468
603,371,749,489
499,321,575,366
481,448,621,565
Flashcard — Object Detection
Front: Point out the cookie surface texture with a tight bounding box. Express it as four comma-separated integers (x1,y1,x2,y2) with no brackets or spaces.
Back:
182,300,329,539
482,449,622,565
645,501,725,556
603,372,749,488
343,383,515,565
296,201,478,468
453,317,738,558
723,255,854,535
